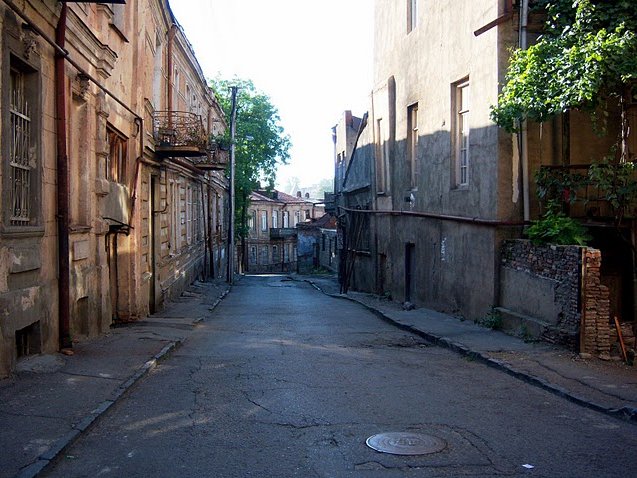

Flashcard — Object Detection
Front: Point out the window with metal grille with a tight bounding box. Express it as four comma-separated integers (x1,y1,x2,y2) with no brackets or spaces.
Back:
9,67,33,226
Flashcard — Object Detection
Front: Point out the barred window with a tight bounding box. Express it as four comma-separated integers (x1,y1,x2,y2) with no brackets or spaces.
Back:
9,67,33,226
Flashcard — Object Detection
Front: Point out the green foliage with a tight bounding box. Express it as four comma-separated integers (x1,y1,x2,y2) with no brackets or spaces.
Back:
588,161,637,212
526,207,591,246
491,0,637,132
535,162,637,226
210,77,291,238
476,307,503,330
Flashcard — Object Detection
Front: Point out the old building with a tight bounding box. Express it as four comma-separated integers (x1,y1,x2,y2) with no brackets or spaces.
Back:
0,0,228,377
337,0,635,340
297,213,337,274
244,189,323,274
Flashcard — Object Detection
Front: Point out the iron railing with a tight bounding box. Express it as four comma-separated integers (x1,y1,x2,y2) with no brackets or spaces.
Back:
153,111,208,156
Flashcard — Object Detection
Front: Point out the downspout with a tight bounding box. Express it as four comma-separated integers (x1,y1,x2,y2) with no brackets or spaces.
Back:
201,181,209,280
519,0,530,221
55,4,72,351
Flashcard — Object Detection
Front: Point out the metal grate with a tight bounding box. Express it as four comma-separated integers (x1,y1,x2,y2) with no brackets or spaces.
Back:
9,68,32,225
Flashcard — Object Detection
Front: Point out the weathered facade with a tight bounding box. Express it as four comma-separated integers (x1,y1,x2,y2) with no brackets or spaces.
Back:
0,0,228,377
297,213,337,274
338,0,635,336
244,190,323,274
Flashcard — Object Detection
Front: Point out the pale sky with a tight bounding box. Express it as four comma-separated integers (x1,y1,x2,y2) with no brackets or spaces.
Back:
168,0,374,191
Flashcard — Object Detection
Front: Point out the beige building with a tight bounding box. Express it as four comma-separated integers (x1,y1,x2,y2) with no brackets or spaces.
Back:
0,0,228,377
338,0,634,330
245,190,324,273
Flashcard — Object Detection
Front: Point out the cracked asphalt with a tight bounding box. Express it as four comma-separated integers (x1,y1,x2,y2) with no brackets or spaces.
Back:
43,275,637,477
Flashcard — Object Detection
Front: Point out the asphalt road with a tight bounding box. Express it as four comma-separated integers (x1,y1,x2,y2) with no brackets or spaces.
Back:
44,275,637,477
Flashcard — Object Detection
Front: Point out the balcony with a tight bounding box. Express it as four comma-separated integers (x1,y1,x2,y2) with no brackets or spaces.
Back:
190,142,230,171
270,228,297,239
153,111,208,158
538,164,629,220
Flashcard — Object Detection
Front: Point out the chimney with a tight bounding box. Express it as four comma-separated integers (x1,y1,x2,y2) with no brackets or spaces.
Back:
305,193,310,199
297,191,301,198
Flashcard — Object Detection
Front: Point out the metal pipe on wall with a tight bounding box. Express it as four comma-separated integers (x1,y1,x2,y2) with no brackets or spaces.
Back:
519,0,530,221
55,4,72,351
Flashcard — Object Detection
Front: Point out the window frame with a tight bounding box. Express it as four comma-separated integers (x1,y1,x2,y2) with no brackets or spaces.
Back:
407,0,418,33
2,51,42,234
407,103,419,190
453,79,470,189
260,210,268,232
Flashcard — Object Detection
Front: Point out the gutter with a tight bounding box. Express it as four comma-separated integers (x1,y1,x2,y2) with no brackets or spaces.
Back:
55,4,71,351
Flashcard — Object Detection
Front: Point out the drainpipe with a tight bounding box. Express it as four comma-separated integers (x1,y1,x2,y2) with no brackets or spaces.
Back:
519,0,530,221
55,4,71,351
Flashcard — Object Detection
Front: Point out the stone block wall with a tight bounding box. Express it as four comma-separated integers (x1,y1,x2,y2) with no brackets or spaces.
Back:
501,241,582,347
501,241,613,355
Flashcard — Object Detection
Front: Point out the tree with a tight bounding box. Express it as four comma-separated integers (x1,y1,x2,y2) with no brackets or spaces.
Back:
491,0,637,135
210,77,291,239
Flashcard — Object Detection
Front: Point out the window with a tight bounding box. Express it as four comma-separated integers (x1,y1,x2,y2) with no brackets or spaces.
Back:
261,211,268,232
453,79,470,187
272,245,278,262
407,0,418,33
283,211,289,228
109,3,127,38
407,103,419,189
322,235,326,251
294,211,300,226
106,126,127,183
7,65,37,226
272,210,278,228
260,246,268,264
249,246,257,265
186,186,192,244
248,210,255,231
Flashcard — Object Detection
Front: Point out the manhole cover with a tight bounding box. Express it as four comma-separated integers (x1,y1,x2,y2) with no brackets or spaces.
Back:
366,432,447,456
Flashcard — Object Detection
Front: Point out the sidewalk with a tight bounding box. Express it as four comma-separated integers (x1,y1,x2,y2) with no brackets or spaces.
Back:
297,273,637,423
0,280,229,478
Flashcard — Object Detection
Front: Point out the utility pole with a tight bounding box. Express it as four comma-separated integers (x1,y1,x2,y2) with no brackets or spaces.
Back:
227,86,238,284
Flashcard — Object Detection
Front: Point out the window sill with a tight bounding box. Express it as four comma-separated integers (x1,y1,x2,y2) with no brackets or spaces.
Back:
0,225,45,239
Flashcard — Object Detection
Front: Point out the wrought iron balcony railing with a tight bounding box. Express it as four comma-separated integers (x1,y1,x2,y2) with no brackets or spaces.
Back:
190,142,230,171
153,111,208,157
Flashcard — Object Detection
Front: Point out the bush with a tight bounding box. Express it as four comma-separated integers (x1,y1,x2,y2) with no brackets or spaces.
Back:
525,210,590,246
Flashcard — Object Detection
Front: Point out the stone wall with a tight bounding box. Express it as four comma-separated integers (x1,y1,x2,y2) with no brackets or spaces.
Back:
501,240,612,355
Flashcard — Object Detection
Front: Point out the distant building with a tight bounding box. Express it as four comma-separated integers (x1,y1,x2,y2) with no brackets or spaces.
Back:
244,190,324,273
297,214,338,273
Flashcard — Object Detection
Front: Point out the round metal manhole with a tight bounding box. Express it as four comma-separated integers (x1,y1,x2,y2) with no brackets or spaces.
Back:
366,432,447,456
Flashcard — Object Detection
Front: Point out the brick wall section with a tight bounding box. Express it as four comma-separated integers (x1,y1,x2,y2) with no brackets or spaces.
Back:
580,249,611,358
502,241,611,354
502,241,581,346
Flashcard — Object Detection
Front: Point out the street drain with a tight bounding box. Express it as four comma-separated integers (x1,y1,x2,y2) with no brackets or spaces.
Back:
366,432,447,456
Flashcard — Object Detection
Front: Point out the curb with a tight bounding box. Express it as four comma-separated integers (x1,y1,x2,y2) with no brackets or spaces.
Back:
14,283,233,478
304,279,637,424
15,340,182,478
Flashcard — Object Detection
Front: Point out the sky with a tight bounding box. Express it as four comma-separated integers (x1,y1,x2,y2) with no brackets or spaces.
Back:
168,0,374,192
